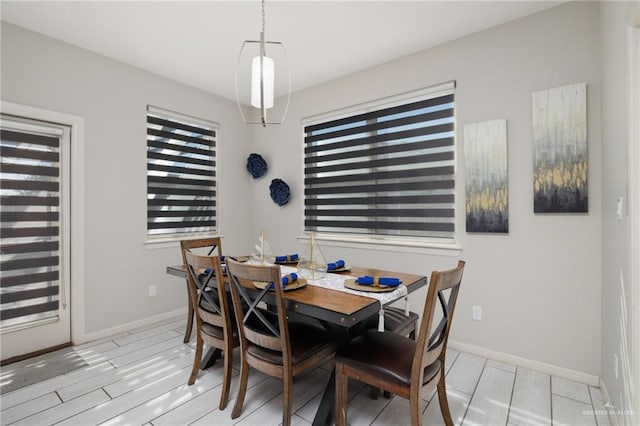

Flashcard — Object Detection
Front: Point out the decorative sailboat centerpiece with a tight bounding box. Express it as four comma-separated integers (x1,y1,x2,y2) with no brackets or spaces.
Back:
249,230,276,265
297,233,327,280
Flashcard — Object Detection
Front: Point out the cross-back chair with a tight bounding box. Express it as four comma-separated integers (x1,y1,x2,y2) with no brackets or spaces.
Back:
180,237,223,343
183,250,238,410
335,260,466,426
225,259,337,426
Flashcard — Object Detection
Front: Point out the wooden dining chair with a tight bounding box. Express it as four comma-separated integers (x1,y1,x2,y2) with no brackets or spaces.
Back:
183,251,238,410
335,260,466,426
225,259,337,426
180,237,223,343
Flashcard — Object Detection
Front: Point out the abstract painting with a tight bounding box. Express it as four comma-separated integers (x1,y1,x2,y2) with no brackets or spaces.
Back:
532,82,587,213
464,119,508,233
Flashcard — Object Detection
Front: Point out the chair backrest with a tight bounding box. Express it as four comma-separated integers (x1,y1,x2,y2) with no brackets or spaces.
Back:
181,237,224,317
183,251,232,334
180,237,223,266
412,261,465,385
225,259,291,364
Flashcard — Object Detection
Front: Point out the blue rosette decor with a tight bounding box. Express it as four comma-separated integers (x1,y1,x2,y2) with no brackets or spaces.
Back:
246,153,267,179
269,178,290,206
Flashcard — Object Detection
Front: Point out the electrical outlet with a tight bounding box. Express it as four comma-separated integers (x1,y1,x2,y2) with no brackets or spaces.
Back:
149,285,157,297
614,353,619,379
472,305,482,321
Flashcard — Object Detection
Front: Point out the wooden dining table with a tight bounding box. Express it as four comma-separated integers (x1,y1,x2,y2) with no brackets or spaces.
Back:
166,262,428,426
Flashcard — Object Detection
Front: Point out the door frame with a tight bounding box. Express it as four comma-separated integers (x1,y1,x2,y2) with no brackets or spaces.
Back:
628,21,640,425
1,101,86,345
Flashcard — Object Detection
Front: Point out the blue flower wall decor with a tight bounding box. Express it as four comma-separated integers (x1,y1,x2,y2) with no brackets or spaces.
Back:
246,153,267,179
270,178,290,206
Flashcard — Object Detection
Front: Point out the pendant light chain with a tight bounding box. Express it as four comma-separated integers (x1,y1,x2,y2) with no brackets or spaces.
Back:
261,0,266,36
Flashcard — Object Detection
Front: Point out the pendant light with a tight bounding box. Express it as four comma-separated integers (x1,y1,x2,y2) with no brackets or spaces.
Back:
235,0,291,127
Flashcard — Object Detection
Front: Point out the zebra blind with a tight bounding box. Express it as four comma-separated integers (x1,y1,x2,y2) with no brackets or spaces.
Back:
304,87,455,239
147,106,217,237
1,125,63,329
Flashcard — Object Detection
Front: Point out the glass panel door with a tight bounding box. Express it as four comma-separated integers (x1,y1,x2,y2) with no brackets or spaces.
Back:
1,115,71,361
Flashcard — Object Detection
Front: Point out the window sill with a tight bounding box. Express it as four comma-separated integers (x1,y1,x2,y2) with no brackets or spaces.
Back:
296,234,462,257
144,233,222,250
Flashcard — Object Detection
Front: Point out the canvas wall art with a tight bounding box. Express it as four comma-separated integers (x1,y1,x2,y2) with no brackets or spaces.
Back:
532,82,587,213
464,119,508,233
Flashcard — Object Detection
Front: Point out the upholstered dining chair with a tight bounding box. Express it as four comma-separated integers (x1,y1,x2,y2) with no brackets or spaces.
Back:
225,259,337,426
180,237,223,343
183,251,238,410
335,260,466,426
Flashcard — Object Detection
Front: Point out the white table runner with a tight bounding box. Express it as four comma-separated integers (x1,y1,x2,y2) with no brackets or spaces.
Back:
280,266,409,331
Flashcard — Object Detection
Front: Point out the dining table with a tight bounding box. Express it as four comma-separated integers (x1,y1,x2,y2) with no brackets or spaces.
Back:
166,261,428,426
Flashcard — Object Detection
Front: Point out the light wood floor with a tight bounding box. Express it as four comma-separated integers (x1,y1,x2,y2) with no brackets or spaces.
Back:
1,317,610,426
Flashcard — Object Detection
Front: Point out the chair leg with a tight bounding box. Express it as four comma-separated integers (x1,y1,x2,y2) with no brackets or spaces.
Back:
218,346,233,410
231,356,250,419
188,334,203,385
184,296,194,343
335,363,348,426
409,392,423,426
437,372,454,426
368,386,381,399
282,375,293,426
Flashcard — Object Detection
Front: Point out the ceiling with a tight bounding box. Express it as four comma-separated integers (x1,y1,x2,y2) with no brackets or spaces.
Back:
1,1,565,102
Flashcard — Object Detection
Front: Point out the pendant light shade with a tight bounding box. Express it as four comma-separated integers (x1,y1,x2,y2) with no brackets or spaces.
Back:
251,55,274,109
235,0,290,127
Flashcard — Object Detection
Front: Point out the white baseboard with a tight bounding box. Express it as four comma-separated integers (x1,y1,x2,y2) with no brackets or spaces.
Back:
448,339,600,387
74,308,187,344
598,379,620,426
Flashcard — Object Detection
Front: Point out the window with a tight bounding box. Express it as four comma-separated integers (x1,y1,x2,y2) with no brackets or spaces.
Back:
146,106,217,238
303,83,455,241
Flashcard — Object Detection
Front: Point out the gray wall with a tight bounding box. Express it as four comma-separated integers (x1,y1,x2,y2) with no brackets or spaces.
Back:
1,0,628,385
248,1,603,375
1,22,254,334
600,1,638,422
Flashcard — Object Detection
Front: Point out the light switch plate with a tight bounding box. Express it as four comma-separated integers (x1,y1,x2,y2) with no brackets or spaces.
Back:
617,197,623,221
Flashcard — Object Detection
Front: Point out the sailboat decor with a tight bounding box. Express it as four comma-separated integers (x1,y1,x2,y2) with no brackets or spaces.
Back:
297,233,327,280
249,230,276,265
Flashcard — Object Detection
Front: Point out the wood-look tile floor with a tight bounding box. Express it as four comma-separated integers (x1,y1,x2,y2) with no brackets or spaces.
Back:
1,317,610,426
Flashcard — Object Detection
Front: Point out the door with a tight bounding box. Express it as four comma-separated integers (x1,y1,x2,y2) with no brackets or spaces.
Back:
1,114,71,361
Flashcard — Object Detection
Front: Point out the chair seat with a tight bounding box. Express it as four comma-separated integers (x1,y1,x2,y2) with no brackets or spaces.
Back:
200,289,233,313
200,293,239,341
247,321,336,366
384,307,419,336
362,306,419,337
202,322,239,341
336,330,440,389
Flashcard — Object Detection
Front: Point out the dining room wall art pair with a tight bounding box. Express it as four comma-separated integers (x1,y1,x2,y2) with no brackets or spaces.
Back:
245,152,291,206
464,82,588,234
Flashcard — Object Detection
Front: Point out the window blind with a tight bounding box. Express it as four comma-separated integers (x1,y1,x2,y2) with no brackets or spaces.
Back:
146,107,217,237
303,89,455,239
1,126,62,328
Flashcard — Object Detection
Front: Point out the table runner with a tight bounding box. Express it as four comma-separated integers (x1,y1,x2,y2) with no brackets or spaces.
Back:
280,266,409,331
